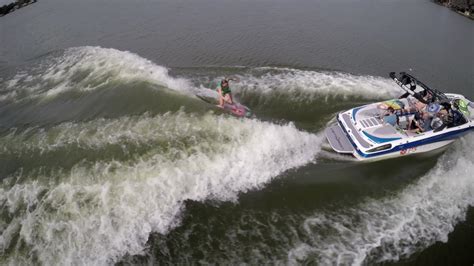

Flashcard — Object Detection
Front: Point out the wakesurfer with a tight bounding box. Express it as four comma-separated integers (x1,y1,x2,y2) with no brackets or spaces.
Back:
216,78,236,108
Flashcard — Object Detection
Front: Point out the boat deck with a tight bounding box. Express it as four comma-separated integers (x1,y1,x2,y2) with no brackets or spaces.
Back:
353,103,408,144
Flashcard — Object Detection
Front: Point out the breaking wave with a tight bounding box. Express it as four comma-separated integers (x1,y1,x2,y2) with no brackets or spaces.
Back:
238,68,402,101
184,66,403,104
0,111,323,265
0,46,192,103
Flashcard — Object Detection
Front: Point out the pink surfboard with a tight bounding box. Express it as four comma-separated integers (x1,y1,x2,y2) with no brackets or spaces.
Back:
196,94,253,118
221,102,253,118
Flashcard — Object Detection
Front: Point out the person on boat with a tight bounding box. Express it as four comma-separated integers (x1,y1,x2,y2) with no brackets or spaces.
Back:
421,90,434,103
446,99,468,127
414,99,427,113
403,96,426,115
217,78,235,108
409,110,433,133
383,107,399,126
431,111,446,131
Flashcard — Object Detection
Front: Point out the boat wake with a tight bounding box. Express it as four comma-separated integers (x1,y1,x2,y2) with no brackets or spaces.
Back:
0,46,403,128
0,46,193,103
288,135,474,265
0,111,323,265
1,46,470,265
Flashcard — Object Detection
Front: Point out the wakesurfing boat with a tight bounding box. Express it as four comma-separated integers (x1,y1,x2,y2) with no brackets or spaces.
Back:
325,72,474,161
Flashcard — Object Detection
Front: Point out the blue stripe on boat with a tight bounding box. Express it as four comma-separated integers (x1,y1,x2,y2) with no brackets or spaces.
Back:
362,131,402,143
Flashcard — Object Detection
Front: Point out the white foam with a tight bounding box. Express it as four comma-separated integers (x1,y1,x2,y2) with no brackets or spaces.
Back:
0,112,207,154
2,47,405,105
0,47,193,102
226,68,402,101
288,135,474,265
0,112,323,265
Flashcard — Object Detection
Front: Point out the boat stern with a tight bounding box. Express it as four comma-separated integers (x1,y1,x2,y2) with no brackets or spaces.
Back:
325,123,355,154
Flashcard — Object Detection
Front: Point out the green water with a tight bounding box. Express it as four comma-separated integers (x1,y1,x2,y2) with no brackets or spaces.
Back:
1,0,473,265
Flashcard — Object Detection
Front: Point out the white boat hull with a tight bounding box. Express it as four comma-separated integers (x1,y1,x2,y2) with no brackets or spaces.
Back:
352,139,455,161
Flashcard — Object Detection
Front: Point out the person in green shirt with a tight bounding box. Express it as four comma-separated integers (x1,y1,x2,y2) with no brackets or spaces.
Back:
217,78,235,108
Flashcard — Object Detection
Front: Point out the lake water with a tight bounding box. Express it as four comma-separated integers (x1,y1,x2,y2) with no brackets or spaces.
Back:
0,0,473,264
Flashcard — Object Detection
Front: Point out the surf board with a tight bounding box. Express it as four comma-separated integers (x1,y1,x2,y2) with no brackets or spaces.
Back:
196,92,252,118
